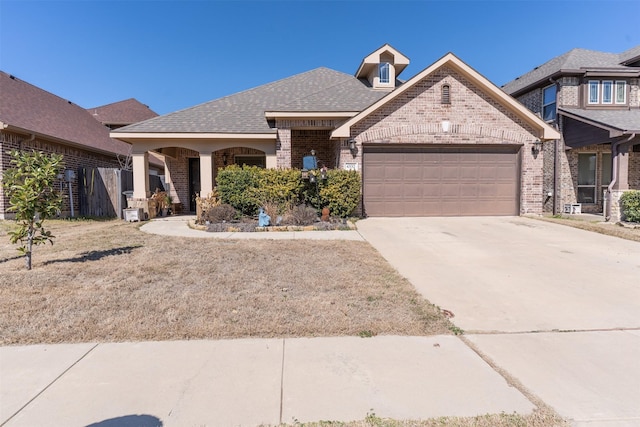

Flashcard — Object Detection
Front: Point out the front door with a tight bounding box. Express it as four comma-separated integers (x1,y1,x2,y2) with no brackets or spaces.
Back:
188,158,200,212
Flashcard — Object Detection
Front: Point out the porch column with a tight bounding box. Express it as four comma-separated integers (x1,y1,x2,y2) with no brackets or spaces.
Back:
612,144,629,190
265,142,277,169
132,151,150,199
199,151,214,197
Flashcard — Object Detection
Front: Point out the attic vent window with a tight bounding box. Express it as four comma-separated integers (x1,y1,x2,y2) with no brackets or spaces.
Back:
441,84,451,105
379,62,390,84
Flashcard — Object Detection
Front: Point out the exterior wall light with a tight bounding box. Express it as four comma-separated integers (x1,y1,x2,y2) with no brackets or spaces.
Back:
348,139,358,156
222,152,228,165
531,140,543,155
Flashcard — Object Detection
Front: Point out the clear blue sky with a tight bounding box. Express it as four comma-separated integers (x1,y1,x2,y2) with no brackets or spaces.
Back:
1,0,639,115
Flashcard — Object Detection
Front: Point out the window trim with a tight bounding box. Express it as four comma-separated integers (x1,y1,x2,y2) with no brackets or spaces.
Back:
615,80,627,104
588,80,600,104
235,155,266,168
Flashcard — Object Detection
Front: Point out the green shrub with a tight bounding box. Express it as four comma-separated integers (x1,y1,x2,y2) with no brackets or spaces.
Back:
217,166,304,216
216,165,262,216
217,166,360,218
620,190,640,222
303,170,361,218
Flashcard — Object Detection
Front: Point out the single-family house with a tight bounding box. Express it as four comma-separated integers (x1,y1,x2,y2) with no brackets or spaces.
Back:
112,45,559,217
502,46,640,221
0,71,160,218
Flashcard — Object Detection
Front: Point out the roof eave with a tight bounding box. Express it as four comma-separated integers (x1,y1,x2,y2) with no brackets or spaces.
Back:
110,131,277,142
558,109,640,137
2,123,131,157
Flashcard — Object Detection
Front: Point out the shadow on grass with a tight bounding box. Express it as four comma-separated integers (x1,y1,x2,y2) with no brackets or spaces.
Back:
43,245,142,265
0,254,23,264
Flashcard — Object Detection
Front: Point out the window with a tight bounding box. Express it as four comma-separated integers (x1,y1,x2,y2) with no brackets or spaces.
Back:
542,84,557,121
586,80,627,105
577,153,596,203
588,81,599,104
379,62,390,84
441,84,451,105
615,81,626,104
602,81,613,104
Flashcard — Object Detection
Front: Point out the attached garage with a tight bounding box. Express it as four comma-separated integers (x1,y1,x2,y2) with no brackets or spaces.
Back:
363,144,521,217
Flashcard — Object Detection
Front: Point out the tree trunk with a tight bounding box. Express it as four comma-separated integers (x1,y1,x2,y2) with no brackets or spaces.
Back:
25,229,33,270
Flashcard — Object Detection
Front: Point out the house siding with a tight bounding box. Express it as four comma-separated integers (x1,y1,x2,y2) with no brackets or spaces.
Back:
350,65,544,215
1,130,122,219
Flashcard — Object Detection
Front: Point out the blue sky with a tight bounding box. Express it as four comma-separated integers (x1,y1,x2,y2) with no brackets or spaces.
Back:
1,0,639,115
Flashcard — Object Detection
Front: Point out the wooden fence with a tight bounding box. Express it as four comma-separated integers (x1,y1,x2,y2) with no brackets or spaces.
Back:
78,168,163,218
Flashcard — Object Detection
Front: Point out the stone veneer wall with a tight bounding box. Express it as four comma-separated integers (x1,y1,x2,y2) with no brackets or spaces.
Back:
349,65,545,215
1,130,121,219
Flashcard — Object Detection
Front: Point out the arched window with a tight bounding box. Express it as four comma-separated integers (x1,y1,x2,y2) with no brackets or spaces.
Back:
441,84,451,105
379,62,390,84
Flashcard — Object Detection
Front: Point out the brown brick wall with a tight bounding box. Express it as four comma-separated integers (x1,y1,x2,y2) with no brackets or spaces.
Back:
291,129,338,169
1,130,121,218
350,65,545,215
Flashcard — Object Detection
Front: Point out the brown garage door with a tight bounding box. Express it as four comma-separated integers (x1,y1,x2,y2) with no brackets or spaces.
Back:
363,145,520,217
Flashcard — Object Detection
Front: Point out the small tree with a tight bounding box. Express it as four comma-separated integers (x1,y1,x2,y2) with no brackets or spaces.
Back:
1,150,64,270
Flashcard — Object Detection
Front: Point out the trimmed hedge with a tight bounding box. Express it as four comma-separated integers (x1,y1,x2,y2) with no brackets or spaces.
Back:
620,190,640,222
216,166,361,218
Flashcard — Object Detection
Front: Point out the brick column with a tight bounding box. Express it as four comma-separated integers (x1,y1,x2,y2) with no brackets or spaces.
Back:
276,128,291,168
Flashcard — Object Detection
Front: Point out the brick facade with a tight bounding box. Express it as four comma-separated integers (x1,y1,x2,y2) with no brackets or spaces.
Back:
349,66,545,215
1,130,121,219
517,74,640,218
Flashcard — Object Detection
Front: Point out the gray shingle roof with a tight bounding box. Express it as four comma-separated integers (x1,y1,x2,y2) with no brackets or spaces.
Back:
620,45,640,65
114,67,388,134
559,108,640,133
502,47,639,95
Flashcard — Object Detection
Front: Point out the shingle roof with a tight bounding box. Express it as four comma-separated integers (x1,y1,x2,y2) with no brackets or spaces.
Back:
620,45,640,65
114,67,388,134
87,98,158,126
559,108,640,133
0,71,131,156
502,47,639,95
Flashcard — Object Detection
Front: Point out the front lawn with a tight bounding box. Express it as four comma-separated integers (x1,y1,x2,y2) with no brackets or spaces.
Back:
0,219,451,345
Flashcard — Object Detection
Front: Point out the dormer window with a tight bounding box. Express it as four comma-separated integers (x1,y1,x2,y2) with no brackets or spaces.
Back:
379,62,390,84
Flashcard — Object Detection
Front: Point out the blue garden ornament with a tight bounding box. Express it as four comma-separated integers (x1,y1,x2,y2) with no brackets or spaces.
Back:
258,207,271,227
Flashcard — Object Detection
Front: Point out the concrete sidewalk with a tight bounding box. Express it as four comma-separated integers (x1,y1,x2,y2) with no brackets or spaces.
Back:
1,336,534,427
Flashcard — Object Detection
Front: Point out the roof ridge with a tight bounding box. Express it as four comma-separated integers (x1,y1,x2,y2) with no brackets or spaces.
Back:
87,98,138,110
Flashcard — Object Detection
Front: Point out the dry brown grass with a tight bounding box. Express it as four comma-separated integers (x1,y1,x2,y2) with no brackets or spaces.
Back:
0,219,451,345
535,215,640,242
272,407,567,426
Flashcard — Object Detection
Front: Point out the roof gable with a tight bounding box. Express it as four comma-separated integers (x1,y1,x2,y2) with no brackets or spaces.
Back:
333,53,560,140
355,43,410,80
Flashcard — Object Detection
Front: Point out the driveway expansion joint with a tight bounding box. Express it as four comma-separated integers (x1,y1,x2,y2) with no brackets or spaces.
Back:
0,343,99,427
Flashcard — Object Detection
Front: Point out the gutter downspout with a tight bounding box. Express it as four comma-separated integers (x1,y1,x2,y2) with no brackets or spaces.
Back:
605,133,636,221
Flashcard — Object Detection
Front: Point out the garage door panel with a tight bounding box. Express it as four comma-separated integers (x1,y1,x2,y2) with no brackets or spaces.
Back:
363,145,520,217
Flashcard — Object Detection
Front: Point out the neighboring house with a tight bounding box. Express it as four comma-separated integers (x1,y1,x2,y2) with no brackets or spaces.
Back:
502,46,640,221
112,45,559,217
0,71,160,219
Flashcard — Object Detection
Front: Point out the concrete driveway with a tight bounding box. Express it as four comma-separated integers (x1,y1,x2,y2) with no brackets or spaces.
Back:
357,216,640,426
